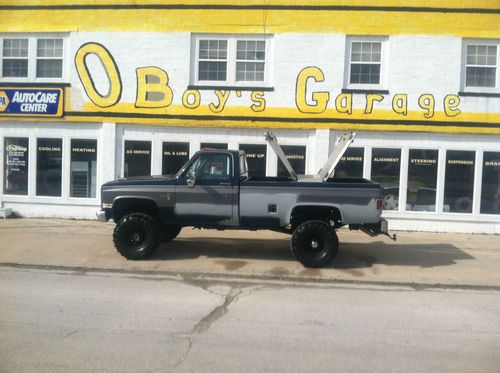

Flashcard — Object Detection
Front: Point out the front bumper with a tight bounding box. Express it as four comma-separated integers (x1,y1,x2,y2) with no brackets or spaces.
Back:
96,209,108,222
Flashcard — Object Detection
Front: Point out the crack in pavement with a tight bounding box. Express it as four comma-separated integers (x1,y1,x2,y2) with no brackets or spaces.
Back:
172,286,252,369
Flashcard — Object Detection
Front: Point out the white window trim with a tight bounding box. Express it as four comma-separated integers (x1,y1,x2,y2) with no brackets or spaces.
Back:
190,33,274,88
0,33,69,83
1,131,100,205
461,38,500,94
344,35,389,91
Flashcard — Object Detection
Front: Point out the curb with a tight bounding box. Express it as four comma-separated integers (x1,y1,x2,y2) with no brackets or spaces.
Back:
2,262,499,292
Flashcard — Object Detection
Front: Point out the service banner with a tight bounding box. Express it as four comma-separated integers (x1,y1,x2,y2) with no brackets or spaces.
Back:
0,87,64,117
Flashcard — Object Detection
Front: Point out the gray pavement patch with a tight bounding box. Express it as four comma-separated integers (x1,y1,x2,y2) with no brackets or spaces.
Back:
2,261,500,292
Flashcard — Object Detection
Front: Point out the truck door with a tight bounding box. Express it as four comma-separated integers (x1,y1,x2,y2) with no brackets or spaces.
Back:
174,152,238,226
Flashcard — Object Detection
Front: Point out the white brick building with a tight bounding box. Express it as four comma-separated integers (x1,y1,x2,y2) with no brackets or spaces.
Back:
0,1,499,232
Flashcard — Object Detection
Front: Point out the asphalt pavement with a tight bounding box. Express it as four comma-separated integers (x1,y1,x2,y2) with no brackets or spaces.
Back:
1,218,499,372
1,266,499,372
0,218,499,288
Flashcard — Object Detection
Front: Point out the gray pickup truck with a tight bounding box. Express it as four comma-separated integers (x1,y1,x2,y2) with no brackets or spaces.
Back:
97,132,394,267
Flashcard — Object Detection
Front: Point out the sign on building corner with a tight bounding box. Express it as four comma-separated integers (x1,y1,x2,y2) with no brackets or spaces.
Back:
0,88,64,117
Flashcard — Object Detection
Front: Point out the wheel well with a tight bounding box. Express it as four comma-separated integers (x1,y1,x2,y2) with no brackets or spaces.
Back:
290,205,342,230
112,198,161,223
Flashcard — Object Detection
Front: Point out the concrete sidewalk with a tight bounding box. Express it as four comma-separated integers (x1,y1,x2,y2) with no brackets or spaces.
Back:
0,218,499,288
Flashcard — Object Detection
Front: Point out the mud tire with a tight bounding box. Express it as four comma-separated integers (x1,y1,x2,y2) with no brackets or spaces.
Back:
113,212,160,260
291,220,339,268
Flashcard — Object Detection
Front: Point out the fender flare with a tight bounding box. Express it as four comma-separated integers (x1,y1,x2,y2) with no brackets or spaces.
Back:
286,203,344,226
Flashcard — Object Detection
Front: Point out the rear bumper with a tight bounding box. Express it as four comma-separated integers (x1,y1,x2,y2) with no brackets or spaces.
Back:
350,218,396,241
380,218,389,234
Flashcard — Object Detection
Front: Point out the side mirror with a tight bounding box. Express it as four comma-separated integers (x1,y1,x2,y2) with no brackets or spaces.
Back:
186,171,197,188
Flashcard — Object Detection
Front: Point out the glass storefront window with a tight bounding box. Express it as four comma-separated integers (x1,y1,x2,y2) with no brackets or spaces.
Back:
334,147,364,178
371,148,401,211
3,137,29,195
162,142,190,175
70,139,97,198
36,138,62,197
124,140,151,178
239,144,266,177
444,150,475,213
200,142,228,150
480,152,500,215
406,149,438,212
277,145,306,177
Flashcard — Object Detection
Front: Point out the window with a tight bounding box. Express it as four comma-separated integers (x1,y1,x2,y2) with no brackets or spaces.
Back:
406,149,438,212
124,141,151,178
480,152,500,215
236,41,265,82
198,40,227,81
70,139,97,198
1,35,65,80
2,39,28,77
186,153,232,181
346,36,387,89
193,34,272,87
462,40,499,92
239,144,266,177
371,148,401,211
3,137,29,195
200,142,228,150
162,142,190,175
334,147,364,178
36,138,62,197
444,150,475,213
36,38,63,78
277,145,306,178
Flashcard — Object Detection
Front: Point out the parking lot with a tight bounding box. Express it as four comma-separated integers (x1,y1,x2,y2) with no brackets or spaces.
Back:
0,218,499,288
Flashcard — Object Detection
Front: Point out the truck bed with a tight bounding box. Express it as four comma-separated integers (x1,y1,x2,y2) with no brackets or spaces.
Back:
239,177,382,229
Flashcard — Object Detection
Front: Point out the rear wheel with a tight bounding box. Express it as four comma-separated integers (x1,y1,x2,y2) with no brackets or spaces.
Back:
113,212,160,260
291,220,338,268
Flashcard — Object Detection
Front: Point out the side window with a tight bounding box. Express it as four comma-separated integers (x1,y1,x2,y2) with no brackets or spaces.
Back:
239,144,266,177
187,154,232,181
462,40,499,93
277,145,306,177
2,38,29,78
124,140,151,178
345,36,388,90
371,148,401,211
334,147,364,178
1,36,66,81
3,137,29,195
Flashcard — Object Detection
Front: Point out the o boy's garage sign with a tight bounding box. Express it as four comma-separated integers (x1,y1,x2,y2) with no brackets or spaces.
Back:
0,88,64,117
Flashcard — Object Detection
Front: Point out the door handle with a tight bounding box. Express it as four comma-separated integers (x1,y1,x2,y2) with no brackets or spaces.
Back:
219,182,232,186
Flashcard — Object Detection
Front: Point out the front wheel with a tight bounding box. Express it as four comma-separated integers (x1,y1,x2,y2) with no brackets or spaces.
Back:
113,213,160,260
291,220,339,268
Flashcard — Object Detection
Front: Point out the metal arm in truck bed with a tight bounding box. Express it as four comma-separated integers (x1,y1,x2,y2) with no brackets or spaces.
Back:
265,131,356,182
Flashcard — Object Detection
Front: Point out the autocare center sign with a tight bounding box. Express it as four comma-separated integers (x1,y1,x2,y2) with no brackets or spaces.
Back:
0,87,64,117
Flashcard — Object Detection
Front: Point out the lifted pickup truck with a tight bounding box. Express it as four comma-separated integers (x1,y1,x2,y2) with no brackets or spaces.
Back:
97,132,394,268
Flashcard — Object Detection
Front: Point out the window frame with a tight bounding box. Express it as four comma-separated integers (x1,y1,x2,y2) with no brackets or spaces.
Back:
0,33,68,83
461,38,500,94
191,33,274,89
344,35,389,91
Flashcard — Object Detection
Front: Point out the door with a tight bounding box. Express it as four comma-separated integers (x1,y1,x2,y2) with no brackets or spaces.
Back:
174,152,238,226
